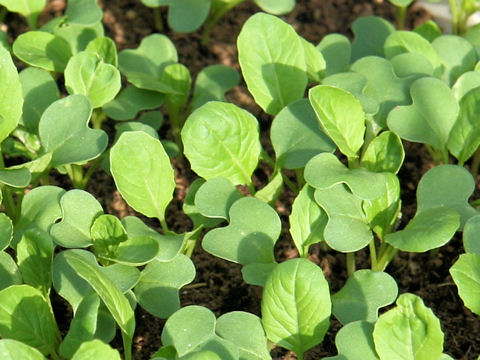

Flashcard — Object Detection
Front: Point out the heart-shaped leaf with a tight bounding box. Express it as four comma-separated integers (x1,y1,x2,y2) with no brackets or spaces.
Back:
450,253,480,315
317,33,351,76
181,101,260,185
53,22,104,55
202,197,280,265
351,16,395,62
183,179,223,229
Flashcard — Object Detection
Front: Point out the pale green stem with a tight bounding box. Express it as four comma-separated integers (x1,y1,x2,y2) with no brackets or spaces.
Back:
153,7,164,32
281,171,299,195
369,239,378,270
122,332,132,360
260,149,275,168
449,0,460,34
201,0,245,45
159,216,169,233
346,252,356,276
247,182,256,195
91,109,106,130
471,147,480,177
396,5,407,30
374,243,398,272
295,168,305,189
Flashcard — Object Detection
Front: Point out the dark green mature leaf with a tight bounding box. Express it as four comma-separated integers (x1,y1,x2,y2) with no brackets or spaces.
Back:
237,13,307,115
332,270,398,324
0,252,22,291
463,215,480,255
135,254,195,318
0,285,59,356
373,293,444,360
19,67,59,132
167,0,210,33
450,253,480,315
182,101,260,185
360,131,404,174
39,95,108,166
262,258,331,358
50,189,103,248
0,339,47,359
309,85,365,159
110,131,175,222
317,33,351,76
202,197,280,265
0,213,12,251
65,51,121,108
191,65,240,110
351,16,395,62
387,77,458,151
66,0,103,25
71,339,121,359
0,45,23,143
101,264,140,293
323,321,379,360
13,31,72,72
271,99,335,169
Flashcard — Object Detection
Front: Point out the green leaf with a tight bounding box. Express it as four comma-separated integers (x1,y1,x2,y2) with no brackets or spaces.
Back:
17,228,54,294
86,36,118,66
54,22,104,55
305,153,386,200
0,252,22,291
317,33,351,76
165,0,210,33
65,51,121,108
19,67,59,132
104,235,160,266
13,31,72,72
191,65,240,110
110,131,175,222
389,0,413,6
237,13,307,115
452,71,480,100
360,131,404,174
314,184,372,252
39,95,108,166
323,321,379,360
373,293,444,360
101,264,140,293
66,0,103,25
413,20,442,42
309,85,365,158
71,339,121,360
255,169,283,205
332,270,398,325
60,293,100,358
301,37,326,82
118,34,178,93
387,77,459,151
0,285,59,356
416,165,478,228
63,250,135,342
183,179,223,229
50,189,103,248
0,167,31,188
0,0,45,28
91,214,128,259
0,339,46,359
0,213,12,251
385,207,459,252
181,101,260,185
202,197,280,265
161,63,191,115
194,177,243,220
463,215,480,255
103,85,163,121
216,311,272,360
135,254,195,318
13,186,64,247
0,45,23,143
450,253,480,315
389,52,434,78
351,16,395,62
138,111,164,130
262,258,331,358
271,99,335,169
289,185,327,257
254,0,295,14
241,262,278,287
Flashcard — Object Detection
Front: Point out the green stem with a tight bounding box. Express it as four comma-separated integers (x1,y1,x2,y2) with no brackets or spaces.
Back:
260,149,275,168
373,243,398,272
347,156,360,169
70,164,86,189
471,147,480,177
247,182,256,195
295,168,305,189
449,0,460,34
159,216,169,233
169,110,183,155
395,5,408,30
153,7,164,32
281,171,299,195
369,239,378,270
91,108,106,130
1,187,17,222
346,252,356,276
0,6,7,23
121,332,132,360
201,0,245,45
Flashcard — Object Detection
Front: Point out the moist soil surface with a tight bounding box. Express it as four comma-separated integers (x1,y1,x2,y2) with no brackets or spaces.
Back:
4,0,480,359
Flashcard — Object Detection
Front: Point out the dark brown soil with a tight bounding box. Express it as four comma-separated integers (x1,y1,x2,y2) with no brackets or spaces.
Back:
3,0,479,359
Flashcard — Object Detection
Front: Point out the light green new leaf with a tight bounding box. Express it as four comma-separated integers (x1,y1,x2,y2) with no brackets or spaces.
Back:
0,339,46,360
305,153,386,200
118,34,178,93
254,0,295,14
373,293,444,360
0,285,59,356
0,252,22,291
389,0,414,6
450,253,480,315
71,340,121,360
332,270,398,325
237,13,307,115
360,131,404,174
191,65,240,110
416,165,477,228
0,0,46,29
385,207,459,252
38,95,108,166
19,67,59,132
17,228,54,294
289,185,327,257
91,214,127,261
314,184,372,252
13,31,72,72
262,258,331,358
202,197,280,265
50,189,103,248
65,52,121,108
110,131,175,222
301,37,326,82
413,20,442,42
317,33,351,76
255,170,283,205
182,101,260,185
464,215,480,255
216,311,272,360
0,167,31,188
135,254,195,318
194,177,243,221
66,0,103,25
161,63,191,115
103,235,160,266
351,16,395,62
271,99,335,169
387,77,459,151
0,45,23,143
309,85,365,158
452,71,480,101
63,250,135,342
0,213,12,251
86,36,118,66
323,321,379,360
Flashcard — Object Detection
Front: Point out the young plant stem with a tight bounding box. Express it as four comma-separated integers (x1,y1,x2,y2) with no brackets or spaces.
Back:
295,168,305,189
153,7,164,32
449,0,460,34
201,0,245,45
121,332,132,360
395,5,407,30
66,164,86,189
169,110,183,154
281,171,299,195
1,186,17,222
471,147,480,177
260,149,275,168
91,108,107,130
247,182,256,195
346,252,356,276
0,6,7,23
347,156,360,169
159,216,169,233
374,243,398,271
369,239,378,270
